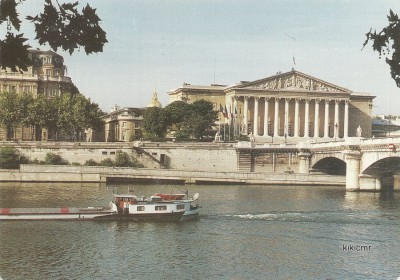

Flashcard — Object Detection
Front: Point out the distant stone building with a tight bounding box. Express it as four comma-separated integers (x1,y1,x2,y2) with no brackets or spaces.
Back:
372,116,400,137
0,48,78,140
0,48,77,98
168,70,375,140
102,106,145,142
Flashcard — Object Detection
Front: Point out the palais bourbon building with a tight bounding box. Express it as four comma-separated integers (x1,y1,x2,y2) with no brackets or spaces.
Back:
169,70,374,141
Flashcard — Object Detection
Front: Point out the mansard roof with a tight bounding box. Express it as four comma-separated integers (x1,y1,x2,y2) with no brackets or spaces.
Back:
230,70,352,94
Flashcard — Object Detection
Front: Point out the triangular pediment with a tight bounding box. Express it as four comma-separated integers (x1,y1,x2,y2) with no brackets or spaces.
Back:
236,70,351,93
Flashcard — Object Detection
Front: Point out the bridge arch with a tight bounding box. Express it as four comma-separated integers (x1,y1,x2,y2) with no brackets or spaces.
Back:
362,156,400,190
312,157,346,175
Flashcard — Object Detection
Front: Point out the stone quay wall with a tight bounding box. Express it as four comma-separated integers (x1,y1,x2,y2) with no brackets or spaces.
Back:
0,165,345,186
1,141,311,174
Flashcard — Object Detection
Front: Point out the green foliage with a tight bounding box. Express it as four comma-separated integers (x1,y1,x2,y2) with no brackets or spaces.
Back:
142,99,218,141
44,153,68,165
364,9,400,87
0,0,107,71
0,92,104,141
115,150,144,168
180,100,218,140
99,158,114,167
164,101,191,129
84,151,144,168
0,146,20,169
0,91,21,139
84,159,98,166
143,107,169,139
115,150,133,167
56,93,104,140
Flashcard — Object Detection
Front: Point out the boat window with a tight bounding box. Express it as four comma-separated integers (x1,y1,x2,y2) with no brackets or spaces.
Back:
137,206,145,211
155,206,167,211
177,205,185,210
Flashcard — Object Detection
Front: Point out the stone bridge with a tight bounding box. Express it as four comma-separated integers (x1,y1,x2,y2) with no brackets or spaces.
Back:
242,137,400,192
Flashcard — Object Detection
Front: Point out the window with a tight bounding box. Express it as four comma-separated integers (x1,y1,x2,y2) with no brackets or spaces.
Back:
177,205,185,210
50,88,57,96
46,69,52,76
137,206,145,211
102,151,108,155
8,85,16,92
23,86,31,93
155,206,167,211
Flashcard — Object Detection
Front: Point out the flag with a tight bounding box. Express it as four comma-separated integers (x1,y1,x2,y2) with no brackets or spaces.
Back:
223,105,228,118
219,104,224,113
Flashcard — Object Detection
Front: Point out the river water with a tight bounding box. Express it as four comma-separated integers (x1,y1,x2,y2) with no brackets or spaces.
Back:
0,183,399,280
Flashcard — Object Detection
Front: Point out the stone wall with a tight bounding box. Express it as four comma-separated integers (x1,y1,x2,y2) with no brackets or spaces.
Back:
349,96,373,138
138,142,238,171
3,142,160,169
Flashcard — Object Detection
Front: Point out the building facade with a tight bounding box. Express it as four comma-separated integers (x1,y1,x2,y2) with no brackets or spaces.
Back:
0,48,78,140
102,90,163,142
0,49,77,98
103,106,145,142
169,70,375,140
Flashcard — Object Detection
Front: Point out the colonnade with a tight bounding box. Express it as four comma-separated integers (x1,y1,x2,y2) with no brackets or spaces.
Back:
239,96,349,139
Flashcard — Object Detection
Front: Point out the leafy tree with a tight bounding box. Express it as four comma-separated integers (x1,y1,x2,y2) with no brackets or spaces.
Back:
0,146,20,169
363,9,400,87
181,100,218,140
0,91,22,139
26,94,53,141
44,93,103,140
143,107,168,139
164,101,191,129
0,0,108,72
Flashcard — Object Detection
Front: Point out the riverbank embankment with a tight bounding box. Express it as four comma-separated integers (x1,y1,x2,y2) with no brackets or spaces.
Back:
0,164,345,186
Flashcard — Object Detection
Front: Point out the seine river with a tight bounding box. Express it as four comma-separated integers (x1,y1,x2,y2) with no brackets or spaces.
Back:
0,183,399,280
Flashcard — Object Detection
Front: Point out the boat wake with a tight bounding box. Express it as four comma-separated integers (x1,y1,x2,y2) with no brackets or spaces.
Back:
224,210,390,225
228,212,309,222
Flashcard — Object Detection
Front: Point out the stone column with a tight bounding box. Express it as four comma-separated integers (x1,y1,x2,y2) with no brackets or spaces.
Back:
294,98,300,137
334,100,339,139
345,150,361,191
324,99,330,138
254,97,259,136
344,100,349,139
274,98,280,137
298,152,310,174
314,99,320,138
304,99,310,138
233,97,238,136
284,98,290,137
244,96,249,134
263,97,270,136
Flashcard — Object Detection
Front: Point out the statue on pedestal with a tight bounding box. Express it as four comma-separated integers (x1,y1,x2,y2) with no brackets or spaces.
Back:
356,125,362,137
214,131,221,142
248,132,255,142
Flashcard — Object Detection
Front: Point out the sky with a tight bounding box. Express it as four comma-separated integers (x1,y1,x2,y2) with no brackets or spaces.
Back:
10,0,400,114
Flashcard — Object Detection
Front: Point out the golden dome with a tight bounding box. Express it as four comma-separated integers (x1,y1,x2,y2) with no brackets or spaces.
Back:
147,90,162,108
